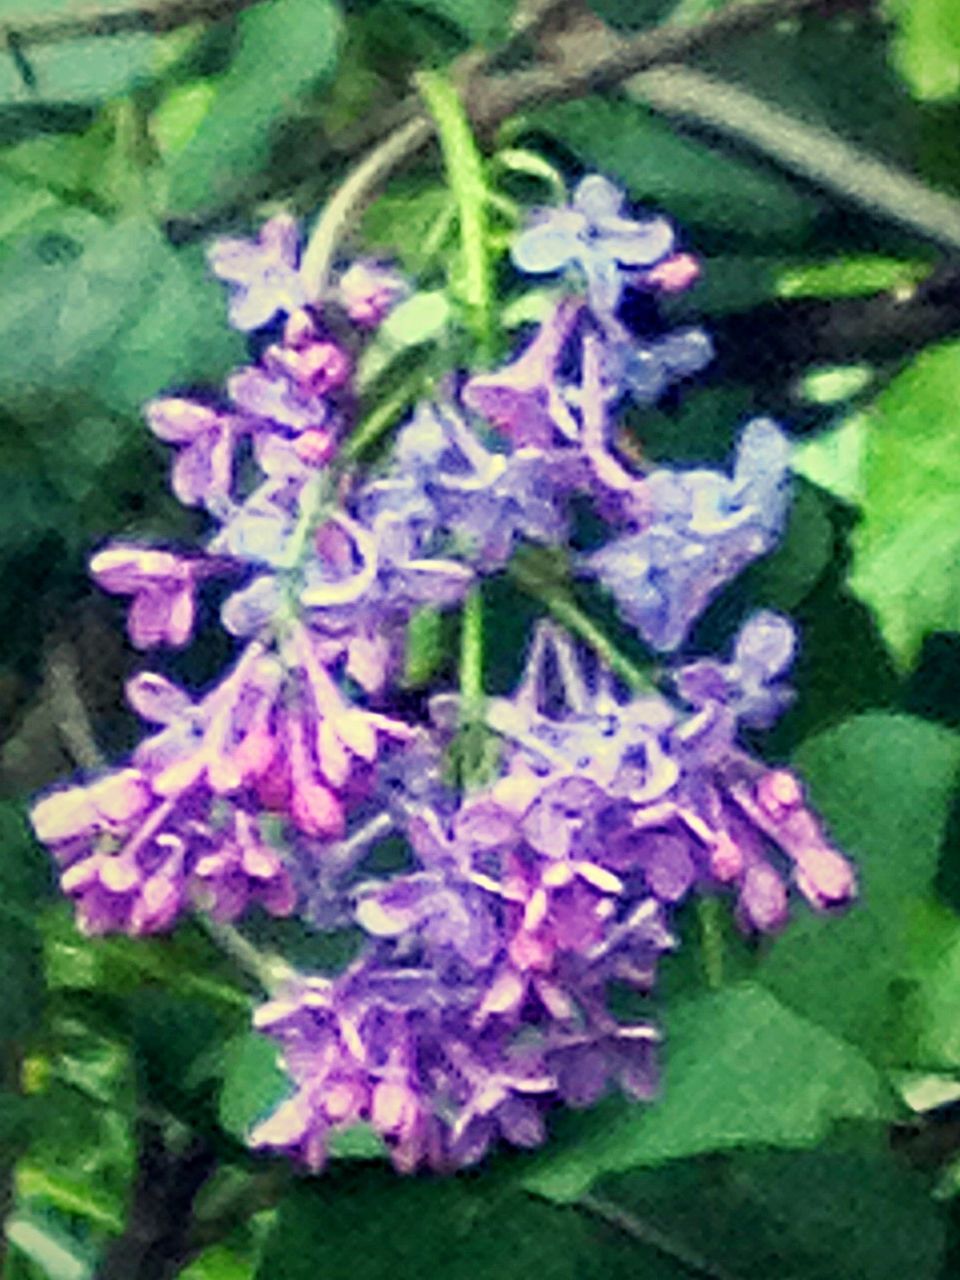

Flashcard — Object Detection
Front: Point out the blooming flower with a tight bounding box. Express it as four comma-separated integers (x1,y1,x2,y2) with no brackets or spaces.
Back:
207,213,309,331
511,175,675,315
90,544,211,650
582,418,792,651
146,398,239,515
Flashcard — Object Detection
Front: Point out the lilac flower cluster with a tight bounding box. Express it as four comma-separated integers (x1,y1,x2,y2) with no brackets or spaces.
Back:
30,174,855,1175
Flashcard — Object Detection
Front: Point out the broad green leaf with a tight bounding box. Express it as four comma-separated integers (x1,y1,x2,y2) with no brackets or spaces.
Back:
521,982,890,1202
256,1171,682,1280
894,901,960,1070
594,1144,946,1280
531,97,818,245
398,0,516,42
744,480,834,612
848,340,960,667
218,1031,289,1143
761,714,960,1053
165,0,342,215
101,242,243,412
792,414,867,507
886,0,960,102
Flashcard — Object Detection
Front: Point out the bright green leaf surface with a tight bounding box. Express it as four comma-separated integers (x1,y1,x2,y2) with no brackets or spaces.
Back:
522,982,890,1202
886,0,960,102
847,340,960,667
761,714,960,1053
218,1031,290,1143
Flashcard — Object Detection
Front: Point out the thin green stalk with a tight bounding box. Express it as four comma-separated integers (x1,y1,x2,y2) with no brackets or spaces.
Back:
457,585,490,788
697,897,725,991
460,585,484,711
416,70,494,356
343,366,429,462
197,917,294,994
510,559,655,695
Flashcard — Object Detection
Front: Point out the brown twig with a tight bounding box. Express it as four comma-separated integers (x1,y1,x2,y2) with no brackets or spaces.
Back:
1,0,265,48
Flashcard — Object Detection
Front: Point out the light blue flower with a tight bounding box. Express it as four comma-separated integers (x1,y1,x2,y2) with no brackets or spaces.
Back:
583,419,792,651
511,175,674,315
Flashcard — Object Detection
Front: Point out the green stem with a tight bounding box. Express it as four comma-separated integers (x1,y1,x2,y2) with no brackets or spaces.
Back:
456,585,489,789
416,70,494,356
343,366,429,461
196,917,294,994
460,585,484,711
697,897,725,991
510,559,655,695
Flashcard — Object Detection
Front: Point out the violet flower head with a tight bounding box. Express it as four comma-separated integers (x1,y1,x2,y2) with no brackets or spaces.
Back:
582,417,792,652
207,213,309,331
511,175,674,315
90,544,208,650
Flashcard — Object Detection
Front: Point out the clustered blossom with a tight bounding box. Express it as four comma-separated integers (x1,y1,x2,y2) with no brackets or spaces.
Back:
31,175,856,1175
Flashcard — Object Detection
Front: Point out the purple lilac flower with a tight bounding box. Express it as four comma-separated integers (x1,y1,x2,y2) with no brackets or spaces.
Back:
146,398,240,515
89,544,213,650
485,619,855,933
29,768,294,936
511,175,675,315
207,214,309,331
675,609,796,729
582,418,792,652
462,299,583,446
338,260,409,328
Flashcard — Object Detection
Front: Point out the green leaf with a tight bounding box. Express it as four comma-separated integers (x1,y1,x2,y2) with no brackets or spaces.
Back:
744,479,834,612
165,0,342,215
847,340,960,667
257,1171,682,1280
792,414,867,507
761,714,960,1054
5,1211,93,1280
886,0,960,103
397,0,516,43
218,1031,290,1143
593,1144,946,1280
102,242,243,412
521,982,890,1203
895,901,960,1070
531,96,818,245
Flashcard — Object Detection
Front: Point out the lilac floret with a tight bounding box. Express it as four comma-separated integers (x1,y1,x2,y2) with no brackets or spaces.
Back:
511,175,675,315
583,418,792,652
207,214,309,331
89,544,213,650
